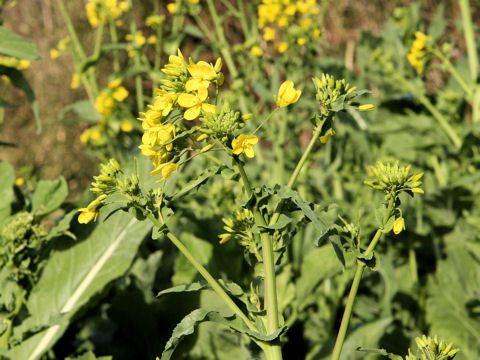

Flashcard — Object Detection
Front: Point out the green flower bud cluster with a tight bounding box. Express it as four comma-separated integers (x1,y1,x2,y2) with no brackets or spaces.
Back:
219,208,255,245
90,159,121,195
405,335,459,360
365,161,424,199
201,102,243,137
313,73,356,116
160,76,187,95
0,212,47,279
117,173,140,198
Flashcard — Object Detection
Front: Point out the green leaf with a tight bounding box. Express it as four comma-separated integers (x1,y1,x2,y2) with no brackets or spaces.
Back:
296,244,345,308
31,178,68,218
169,165,225,201
0,27,40,60
157,279,244,298
7,211,152,360
160,309,230,360
265,185,329,236
0,161,15,220
183,24,204,39
426,246,480,360
60,100,100,122
341,317,393,359
0,65,41,134
46,210,77,240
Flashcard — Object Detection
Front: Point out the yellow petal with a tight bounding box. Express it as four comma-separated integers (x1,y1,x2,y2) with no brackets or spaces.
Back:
184,106,201,120
178,93,198,107
202,103,216,113
244,146,255,158
197,87,209,102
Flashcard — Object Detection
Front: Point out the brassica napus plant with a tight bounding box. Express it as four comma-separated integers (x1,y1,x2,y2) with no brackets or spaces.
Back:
75,45,423,359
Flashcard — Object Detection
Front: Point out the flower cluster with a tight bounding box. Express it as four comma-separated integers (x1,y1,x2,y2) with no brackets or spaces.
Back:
85,0,129,28
254,0,322,56
0,55,30,70
407,31,431,74
405,335,459,360
78,159,123,224
81,79,130,146
365,161,424,199
138,50,226,180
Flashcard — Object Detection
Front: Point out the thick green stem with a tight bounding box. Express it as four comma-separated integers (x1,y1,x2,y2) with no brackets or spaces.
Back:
234,158,283,360
145,214,257,333
330,197,395,360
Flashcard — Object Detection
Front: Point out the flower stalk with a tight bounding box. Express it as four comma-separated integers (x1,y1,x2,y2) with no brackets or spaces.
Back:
330,197,395,360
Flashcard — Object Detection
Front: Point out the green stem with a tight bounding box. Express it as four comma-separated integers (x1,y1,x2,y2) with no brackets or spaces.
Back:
56,0,98,97
330,197,395,360
145,214,257,333
233,158,283,360
108,16,120,73
269,123,324,226
459,0,478,82
395,74,461,149
417,93,462,149
432,47,472,96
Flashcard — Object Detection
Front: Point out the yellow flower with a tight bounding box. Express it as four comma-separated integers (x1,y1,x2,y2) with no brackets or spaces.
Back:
148,35,157,44
50,49,60,59
275,42,288,53
146,15,165,27
80,129,90,144
17,60,30,70
78,208,98,224
178,87,216,120
152,90,177,117
161,49,186,76
142,123,175,150
263,27,275,41
85,2,99,27
113,86,129,102
313,28,321,39
95,92,115,116
14,177,25,186
167,3,177,14
277,15,288,27
393,217,405,235
119,1,129,12
297,37,306,45
232,134,258,158
121,120,132,132
275,80,301,108
135,31,146,46
185,59,223,91
251,46,263,57
358,104,375,111
108,78,122,88
71,73,80,89
151,162,178,179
